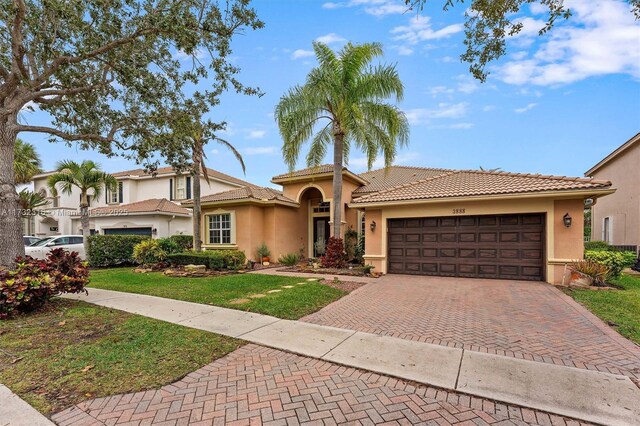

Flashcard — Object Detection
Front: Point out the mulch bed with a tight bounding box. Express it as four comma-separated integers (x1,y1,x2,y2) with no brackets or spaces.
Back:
319,279,366,293
279,266,375,278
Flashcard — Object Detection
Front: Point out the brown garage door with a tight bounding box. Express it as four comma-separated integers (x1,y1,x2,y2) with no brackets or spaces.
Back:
387,214,545,281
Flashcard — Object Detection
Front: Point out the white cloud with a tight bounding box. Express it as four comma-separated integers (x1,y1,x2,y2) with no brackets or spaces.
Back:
173,48,206,61
498,0,640,86
393,45,414,56
482,105,496,112
315,33,346,44
246,130,267,140
426,85,454,96
391,15,463,45
447,122,474,129
291,49,314,60
514,103,537,113
455,75,479,94
529,2,548,15
244,146,277,155
322,0,410,16
210,149,220,155
405,102,469,125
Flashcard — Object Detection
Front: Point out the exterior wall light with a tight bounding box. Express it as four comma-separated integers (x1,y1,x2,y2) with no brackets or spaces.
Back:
563,213,572,228
370,220,377,232
152,228,158,235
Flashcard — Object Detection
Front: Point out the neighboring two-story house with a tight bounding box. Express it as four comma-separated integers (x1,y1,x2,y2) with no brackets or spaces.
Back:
29,166,253,238
585,132,640,250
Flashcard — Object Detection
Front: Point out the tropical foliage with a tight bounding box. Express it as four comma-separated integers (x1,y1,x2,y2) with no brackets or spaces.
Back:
585,250,638,280
13,139,42,184
0,248,89,319
47,160,117,253
87,235,149,267
275,42,409,238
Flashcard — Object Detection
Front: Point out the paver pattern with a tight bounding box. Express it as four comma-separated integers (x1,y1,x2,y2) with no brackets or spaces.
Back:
53,344,590,426
302,275,640,379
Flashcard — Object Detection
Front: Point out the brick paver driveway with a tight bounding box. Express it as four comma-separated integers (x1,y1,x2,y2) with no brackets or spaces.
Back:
53,344,590,426
303,275,640,379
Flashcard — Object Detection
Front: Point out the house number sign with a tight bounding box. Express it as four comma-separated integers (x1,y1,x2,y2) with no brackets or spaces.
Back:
452,208,466,214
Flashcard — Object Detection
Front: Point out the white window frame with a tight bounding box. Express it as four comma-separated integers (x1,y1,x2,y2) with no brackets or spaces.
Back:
107,182,122,204
205,211,236,246
602,217,612,243
174,176,187,200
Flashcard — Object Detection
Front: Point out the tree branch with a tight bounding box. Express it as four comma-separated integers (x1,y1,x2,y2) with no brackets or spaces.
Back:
16,124,123,146
11,0,29,80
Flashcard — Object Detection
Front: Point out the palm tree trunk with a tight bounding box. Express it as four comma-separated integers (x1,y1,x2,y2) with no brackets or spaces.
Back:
192,141,203,252
80,194,90,255
0,115,25,268
332,132,344,238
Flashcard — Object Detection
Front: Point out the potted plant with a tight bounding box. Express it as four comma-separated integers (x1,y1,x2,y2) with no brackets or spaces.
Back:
569,259,609,287
257,242,271,265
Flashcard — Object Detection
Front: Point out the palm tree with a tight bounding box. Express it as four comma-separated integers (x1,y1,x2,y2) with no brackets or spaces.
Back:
18,189,50,235
47,160,117,253
189,125,245,252
14,138,42,184
275,41,409,237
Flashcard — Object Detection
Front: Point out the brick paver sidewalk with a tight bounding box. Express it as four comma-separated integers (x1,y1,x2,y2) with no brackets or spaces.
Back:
53,344,591,426
302,275,640,379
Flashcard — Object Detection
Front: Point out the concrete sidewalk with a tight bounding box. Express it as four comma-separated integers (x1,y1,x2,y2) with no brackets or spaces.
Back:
63,288,640,426
249,267,377,283
0,384,55,426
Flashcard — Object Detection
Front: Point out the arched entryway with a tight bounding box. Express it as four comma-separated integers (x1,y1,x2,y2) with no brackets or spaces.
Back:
298,186,330,258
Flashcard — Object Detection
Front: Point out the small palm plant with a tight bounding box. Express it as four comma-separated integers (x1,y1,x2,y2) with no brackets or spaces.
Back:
48,160,117,253
14,138,43,184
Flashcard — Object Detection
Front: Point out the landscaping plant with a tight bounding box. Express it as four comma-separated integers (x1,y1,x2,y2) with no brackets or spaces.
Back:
0,248,89,318
87,235,149,267
167,250,246,270
321,237,347,269
278,253,300,267
585,250,637,280
257,243,271,262
169,235,194,251
569,259,610,286
133,240,169,266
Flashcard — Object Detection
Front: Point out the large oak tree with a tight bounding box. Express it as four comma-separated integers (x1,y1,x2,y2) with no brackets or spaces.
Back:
0,0,262,267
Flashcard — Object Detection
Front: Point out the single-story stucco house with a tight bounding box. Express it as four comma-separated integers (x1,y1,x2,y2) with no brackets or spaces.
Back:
182,165,614,284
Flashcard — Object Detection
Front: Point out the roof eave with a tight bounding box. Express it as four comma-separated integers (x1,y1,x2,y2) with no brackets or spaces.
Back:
271,171,368,186
197,198,299,208
349,188,615,208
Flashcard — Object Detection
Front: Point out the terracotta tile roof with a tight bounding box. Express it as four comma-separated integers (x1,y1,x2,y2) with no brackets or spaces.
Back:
355,166,454,195
112,166,256,188
198,186,298,205
352,169,612,204
90,199,190,216
272,165,338,180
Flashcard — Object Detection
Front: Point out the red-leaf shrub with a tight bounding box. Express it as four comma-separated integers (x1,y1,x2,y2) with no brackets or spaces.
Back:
321,237,347,268
0,248,89,319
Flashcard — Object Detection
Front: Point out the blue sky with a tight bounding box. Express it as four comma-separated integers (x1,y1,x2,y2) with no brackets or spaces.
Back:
20,0,640,188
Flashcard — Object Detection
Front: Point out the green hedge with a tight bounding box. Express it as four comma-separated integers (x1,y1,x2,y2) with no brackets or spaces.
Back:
167,250,246,270
584,241,615,251
87,235,150,267
169,235,193,251
585,250,637,280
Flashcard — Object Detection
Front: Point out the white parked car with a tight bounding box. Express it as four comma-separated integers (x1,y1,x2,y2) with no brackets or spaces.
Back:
25,235,86,260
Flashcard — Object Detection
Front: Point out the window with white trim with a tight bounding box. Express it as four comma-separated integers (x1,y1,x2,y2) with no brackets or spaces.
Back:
174,176,187,200
107,182,123,204
603,217,611,243
208,213,232,244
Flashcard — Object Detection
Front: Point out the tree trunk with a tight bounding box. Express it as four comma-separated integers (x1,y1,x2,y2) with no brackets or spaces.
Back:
331,132,344,238
192,141,202,252
80,194,90,255
0,115,25,268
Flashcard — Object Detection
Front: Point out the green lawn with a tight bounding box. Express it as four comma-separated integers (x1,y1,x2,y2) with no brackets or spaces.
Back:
89,269,346,320
0,299,242,415
565,273,640,344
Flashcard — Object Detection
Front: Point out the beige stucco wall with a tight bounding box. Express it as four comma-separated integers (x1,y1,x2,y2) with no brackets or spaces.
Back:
201,203,302,261
362,196,586,284
590,143,640,246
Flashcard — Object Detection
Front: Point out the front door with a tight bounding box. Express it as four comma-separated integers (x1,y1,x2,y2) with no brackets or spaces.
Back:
313,217,330,257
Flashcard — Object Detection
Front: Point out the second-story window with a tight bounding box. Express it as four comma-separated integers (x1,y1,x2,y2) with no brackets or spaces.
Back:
107,182,123,204
175,176,186,200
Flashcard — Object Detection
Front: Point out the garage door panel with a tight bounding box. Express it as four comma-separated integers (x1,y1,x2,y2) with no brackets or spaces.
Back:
388,214,544,281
